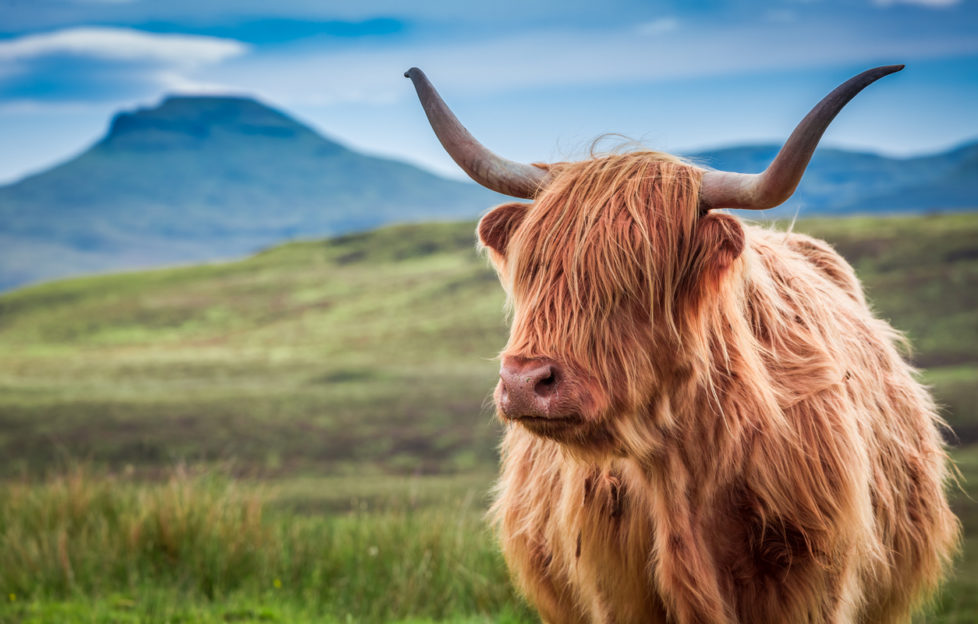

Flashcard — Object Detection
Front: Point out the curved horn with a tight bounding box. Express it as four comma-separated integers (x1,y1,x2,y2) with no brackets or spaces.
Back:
700,65,904,210
405,67,549,199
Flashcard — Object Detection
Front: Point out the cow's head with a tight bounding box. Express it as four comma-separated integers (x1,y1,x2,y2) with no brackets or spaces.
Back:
405,65,903,451
477,153,749,450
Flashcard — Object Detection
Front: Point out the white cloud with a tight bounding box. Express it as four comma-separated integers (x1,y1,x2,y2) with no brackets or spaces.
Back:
872,0,961,7
636,18,680,36
0,27,248,66
153,71,241,94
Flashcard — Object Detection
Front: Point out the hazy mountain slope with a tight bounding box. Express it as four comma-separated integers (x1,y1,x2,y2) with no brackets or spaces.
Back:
829,142,978,213
0,96,499,290
690,141,978,217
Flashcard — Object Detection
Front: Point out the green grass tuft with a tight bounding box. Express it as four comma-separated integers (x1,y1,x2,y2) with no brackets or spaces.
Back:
0,466,532,623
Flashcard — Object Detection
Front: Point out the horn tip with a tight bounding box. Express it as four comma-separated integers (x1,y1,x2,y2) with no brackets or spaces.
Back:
879,64,905,75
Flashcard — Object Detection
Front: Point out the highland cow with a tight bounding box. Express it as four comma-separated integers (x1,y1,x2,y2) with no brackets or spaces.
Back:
406,65,959,623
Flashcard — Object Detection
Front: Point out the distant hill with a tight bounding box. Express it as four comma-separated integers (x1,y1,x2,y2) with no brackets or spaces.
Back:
0,95,500,290
0,93,974,290
690,140,978,217
0,213,974,474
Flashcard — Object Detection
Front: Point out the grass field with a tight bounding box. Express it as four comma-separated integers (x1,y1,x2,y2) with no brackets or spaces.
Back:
0,450,975,623
0,467,534,623
0,212,976,621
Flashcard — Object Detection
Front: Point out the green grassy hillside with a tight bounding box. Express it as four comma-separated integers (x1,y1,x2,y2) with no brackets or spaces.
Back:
1,213,976,475
0,221,506,475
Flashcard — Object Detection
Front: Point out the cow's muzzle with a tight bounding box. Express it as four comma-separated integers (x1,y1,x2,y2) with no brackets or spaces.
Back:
498,356,580,430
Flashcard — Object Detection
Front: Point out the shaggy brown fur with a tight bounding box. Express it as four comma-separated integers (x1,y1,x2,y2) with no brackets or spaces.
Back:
481,152,959,623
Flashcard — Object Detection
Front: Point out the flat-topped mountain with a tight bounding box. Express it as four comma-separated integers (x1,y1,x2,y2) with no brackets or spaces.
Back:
0,95,499,290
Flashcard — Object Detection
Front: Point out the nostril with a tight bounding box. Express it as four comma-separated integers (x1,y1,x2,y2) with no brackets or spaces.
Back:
534,367,559,398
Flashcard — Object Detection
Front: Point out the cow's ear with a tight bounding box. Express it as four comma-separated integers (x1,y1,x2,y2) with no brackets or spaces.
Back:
478,202,530,256
693,211,745,281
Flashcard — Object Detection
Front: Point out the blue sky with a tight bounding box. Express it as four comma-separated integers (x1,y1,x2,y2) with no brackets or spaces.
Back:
0,0,976,184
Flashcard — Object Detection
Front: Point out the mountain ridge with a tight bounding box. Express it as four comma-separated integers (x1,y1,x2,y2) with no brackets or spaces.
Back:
688,140,978,216
0,94,974,291
0,95,501,290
